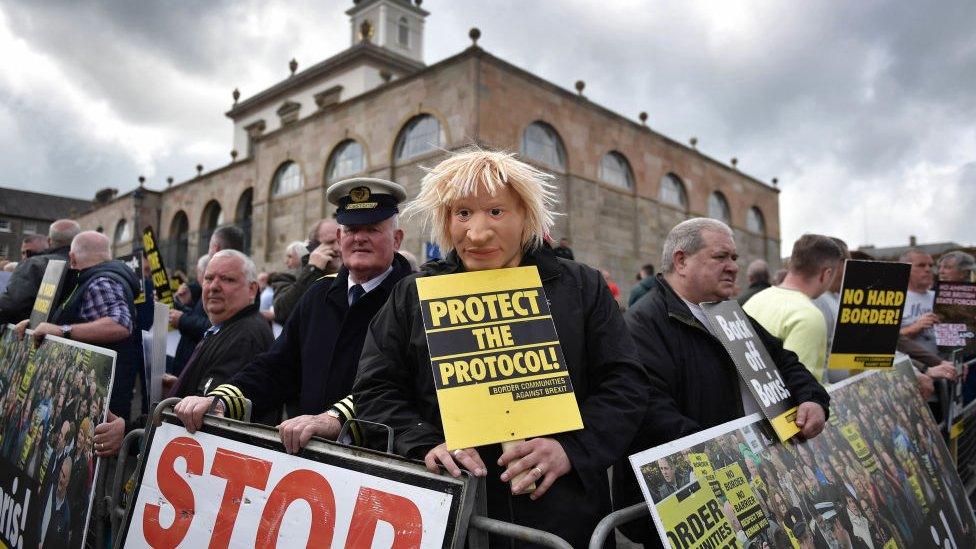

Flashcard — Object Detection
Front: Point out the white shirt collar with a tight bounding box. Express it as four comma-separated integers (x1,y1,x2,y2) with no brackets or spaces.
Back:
680,297,709,326
347,266,394,304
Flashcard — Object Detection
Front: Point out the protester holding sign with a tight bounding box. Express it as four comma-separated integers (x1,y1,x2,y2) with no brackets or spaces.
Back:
0,219,80,325
612,217,830,545
744,234,845,382
15,231,141,458
175,178,413,452
352,149,648,547
897,248,959,386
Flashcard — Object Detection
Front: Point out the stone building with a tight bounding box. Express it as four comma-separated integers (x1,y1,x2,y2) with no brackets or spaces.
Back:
0,187,90,262
77,0,781,288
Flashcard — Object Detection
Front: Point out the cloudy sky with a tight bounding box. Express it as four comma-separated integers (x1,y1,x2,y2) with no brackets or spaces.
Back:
1,0,974,255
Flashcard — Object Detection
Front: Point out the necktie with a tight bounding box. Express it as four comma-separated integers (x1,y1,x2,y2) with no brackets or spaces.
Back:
349,284,365,305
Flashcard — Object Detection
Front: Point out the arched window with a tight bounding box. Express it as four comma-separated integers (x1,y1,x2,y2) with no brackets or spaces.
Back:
659,173,688,210
235,188,254,254
169,211,189,274
325,140,365,182
521,122,566,171
113,219,130,255
747,206,765,235
199,200,223,256
708,191,731,225
397,16,410,47
599,151,634,189
271,161,303,197
394,114,442,162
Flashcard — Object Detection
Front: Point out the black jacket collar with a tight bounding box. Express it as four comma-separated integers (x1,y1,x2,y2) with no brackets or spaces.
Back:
424,246,562,281
327,253,413,308
657,275,706,330
216,302,259,329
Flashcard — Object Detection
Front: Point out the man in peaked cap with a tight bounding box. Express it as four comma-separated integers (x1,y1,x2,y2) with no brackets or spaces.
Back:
175,178,414,452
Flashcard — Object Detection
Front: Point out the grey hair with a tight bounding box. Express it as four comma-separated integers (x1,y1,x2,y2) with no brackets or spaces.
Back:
940,250,975,274
210,249,258,283
196,254,210,276
286,241,309,260
661,218,734,274
49,219,81,248
746,259,770,282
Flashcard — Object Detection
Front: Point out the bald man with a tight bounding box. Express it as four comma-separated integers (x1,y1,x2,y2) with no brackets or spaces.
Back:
16,231,142,456
0,219,81,324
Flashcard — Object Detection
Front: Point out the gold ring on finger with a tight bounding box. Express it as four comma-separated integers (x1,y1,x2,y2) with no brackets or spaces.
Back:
532,466,543,476
452,449,464,458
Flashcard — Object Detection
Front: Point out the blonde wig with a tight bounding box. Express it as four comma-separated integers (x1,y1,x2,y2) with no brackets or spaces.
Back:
402,149,558,252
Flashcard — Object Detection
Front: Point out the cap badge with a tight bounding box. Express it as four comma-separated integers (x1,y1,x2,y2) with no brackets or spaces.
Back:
350,186,371,203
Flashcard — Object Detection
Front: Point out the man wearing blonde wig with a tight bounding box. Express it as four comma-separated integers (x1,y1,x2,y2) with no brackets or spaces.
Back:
353,149,650,546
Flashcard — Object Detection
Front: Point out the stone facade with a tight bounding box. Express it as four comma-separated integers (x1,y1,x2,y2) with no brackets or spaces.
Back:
77,20,780,294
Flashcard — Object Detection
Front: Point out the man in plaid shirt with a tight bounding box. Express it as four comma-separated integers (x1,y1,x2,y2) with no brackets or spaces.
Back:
16,231,142,457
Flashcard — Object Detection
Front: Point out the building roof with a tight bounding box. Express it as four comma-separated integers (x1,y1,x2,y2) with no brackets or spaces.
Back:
858,241,965,260
225,41,425,120
0,186,91,220
346,0,429,17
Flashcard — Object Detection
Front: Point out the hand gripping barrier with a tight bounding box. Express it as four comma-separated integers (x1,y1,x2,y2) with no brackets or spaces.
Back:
105,397,576,548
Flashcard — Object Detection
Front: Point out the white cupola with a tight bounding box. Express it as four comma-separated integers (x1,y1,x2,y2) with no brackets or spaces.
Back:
346,0,429,63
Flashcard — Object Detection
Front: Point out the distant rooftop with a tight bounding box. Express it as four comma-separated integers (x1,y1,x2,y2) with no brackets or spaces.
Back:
0,186,91,220
858,240,965,260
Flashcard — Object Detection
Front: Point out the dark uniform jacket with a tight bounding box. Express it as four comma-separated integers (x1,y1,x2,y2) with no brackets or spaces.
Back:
171,303,272,400
0,245,70,324
216,254,413,420
271,264,332,325
353,247,650,548
612,275,830,546
736,280,771,306
172,297,209,375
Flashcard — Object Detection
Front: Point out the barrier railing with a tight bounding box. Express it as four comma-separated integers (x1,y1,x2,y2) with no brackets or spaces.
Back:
102,377,974,549
588,503,647,549
97,398,573,548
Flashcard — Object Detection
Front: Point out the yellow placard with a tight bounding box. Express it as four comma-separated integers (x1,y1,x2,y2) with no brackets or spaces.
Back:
688,453,723,500
416,266,583,450
655,482,737,549
716,462,768,539
841,422,878,473
769,406,801,442
828,353,893,369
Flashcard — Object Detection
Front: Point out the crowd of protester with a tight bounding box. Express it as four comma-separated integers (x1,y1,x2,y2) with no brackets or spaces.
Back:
641,369,969,548
0,328,108,546
0,147,973,547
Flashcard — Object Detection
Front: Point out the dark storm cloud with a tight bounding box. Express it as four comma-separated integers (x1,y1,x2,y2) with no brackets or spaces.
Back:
1,0,974,249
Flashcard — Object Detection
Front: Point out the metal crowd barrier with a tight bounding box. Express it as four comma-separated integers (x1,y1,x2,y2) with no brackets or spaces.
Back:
588,503,648,549
93,398,574,548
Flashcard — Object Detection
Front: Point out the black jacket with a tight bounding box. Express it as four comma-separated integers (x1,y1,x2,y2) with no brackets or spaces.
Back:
171,303,272,400
271,264,332,325
736,280,771,306
172,297,209,375
612,275,830,545
353,247,650,548
0,245,70,324
221,254,413,420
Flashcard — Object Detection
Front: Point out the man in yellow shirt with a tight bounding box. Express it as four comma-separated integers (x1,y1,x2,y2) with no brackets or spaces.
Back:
744,234,845,382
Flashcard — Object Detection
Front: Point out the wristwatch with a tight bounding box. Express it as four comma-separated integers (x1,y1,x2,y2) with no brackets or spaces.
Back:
60,324,72,339
325,408,341,420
